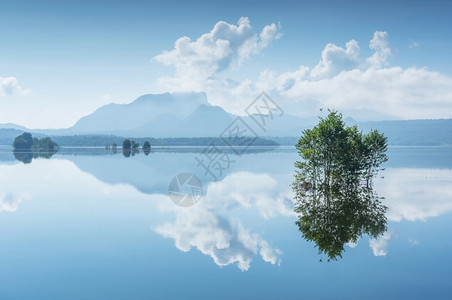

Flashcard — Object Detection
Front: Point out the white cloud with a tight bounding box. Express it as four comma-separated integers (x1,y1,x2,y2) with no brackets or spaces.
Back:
249,31,452,120
259,22,282,48
366,31,393,68
0,76,29,96
369,232,395,256
311,39,361,78
153,17,281,92
156,27,452,120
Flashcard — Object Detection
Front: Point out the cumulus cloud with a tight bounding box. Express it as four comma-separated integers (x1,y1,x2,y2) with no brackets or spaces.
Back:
251,31,452,120
259,22,282,48
369,232,396,256
311,39,361,78
366,31,393,68
156,26,452,120
154,17,281,92
0,76,29,96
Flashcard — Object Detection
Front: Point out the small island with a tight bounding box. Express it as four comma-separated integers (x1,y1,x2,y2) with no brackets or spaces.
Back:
12,132,60,163
105,139,151,157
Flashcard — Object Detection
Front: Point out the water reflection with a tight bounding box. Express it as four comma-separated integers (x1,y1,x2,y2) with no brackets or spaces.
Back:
155,204,282,271
1,150,451,269
0,192,27,212
369,231,396,256
13,149,58,164
378,168,452,222
143,147,150,156
122,148,139,157
155,172,292,270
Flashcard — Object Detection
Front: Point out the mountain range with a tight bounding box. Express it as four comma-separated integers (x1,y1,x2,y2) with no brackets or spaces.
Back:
1,92,452,146
0,92,312,138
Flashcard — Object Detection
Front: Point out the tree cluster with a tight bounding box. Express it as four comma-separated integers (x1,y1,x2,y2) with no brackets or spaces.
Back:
13,132,59,152
293,111,388,261
12,132,59,163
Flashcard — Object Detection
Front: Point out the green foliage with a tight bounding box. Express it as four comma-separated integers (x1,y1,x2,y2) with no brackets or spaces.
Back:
293,111,388,261
13,132,59,152
12,132,59,163
12,132,33,149
123,139,131,149
131,140,139,149
32,137,59,152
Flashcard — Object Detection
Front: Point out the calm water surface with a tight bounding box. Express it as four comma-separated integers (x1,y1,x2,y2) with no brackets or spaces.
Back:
0,146,451,299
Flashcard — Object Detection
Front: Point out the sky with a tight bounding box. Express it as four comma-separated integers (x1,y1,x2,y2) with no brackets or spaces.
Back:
1,0,452,129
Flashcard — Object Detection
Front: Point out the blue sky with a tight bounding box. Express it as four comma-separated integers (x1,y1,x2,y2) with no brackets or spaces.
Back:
1,0,452,128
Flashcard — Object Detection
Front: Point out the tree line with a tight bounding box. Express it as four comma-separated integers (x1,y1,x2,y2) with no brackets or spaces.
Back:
12,132,60,163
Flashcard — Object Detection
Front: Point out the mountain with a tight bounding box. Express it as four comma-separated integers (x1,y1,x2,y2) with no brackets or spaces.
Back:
72,92,209,135
0,123,29,131
1,92,451,146
68,92,310,137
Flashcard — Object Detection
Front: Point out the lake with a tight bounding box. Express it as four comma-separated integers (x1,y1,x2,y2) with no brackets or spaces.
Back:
0,145,451,299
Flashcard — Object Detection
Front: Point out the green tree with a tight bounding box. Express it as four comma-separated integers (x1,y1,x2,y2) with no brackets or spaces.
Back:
12,132,34,150
293,111,388,261
131,140,139,149
123,139,131,149
35,137,59,151
12,133,59,163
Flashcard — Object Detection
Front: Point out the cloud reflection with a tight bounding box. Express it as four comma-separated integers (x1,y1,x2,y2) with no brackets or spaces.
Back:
156,206,282,271
0,192,28,212
377,168,452,222
155,172,290,271
369,232,396,256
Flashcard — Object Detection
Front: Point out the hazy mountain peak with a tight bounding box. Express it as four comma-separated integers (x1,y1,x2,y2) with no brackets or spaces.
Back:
72,92,209,134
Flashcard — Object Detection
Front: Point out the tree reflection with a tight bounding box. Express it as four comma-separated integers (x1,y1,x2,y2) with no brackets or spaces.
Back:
13,149,58,164
293,111,388,261
122,148,139,158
